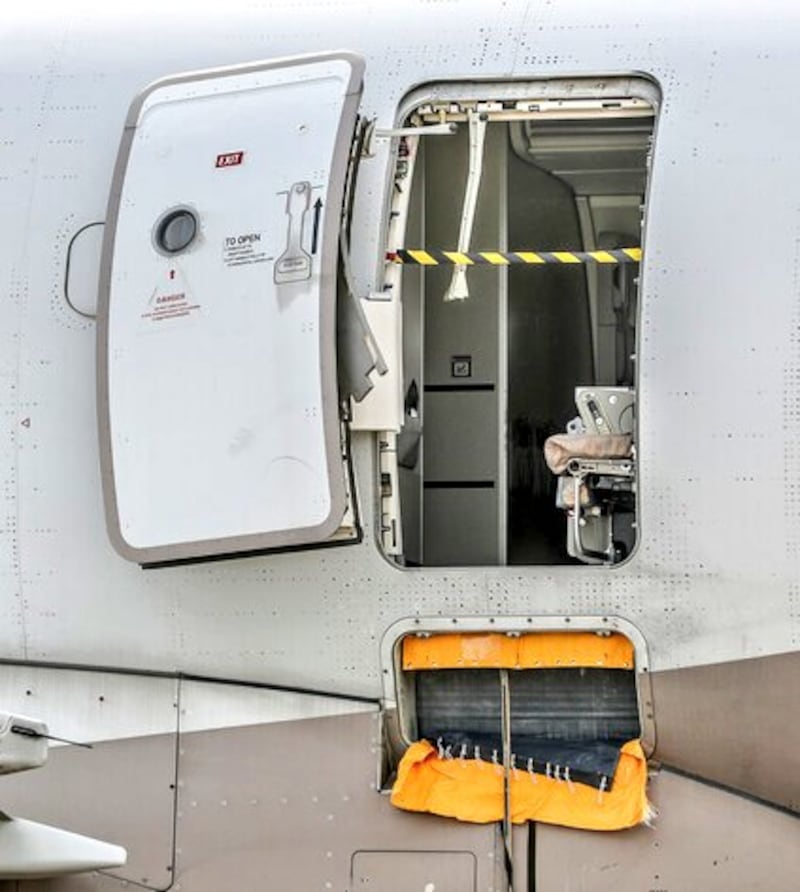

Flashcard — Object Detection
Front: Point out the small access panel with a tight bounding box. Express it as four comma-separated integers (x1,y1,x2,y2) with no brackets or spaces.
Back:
98,53,364,563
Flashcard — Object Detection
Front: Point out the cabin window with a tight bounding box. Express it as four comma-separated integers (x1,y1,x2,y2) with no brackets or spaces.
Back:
379,79,657,567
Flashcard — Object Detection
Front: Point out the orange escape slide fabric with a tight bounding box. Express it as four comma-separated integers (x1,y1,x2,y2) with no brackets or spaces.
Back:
391,739,649,831
401,631,634,671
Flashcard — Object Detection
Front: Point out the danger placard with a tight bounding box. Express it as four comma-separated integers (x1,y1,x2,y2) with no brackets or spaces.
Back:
141,289,200,323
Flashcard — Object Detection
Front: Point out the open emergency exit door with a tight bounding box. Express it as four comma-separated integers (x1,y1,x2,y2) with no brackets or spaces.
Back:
98,53,364,563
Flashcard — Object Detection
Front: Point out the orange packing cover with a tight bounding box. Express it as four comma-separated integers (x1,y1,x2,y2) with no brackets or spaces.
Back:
390,739,650,831
401,631,634,670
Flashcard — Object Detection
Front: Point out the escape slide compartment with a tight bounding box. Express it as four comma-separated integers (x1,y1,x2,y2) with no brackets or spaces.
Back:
98,54,363,563
380,618,655,833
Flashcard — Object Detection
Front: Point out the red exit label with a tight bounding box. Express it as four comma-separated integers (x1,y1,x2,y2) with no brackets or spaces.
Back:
215,151,244,168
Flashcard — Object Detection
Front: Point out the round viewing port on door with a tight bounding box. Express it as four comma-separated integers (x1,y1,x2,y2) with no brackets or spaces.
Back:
153,207,198,255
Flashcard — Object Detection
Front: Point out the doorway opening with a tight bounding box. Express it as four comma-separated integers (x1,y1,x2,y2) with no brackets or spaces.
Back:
380,79,657,567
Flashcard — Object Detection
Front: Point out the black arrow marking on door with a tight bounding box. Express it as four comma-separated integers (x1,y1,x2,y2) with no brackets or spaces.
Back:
311,198,323,255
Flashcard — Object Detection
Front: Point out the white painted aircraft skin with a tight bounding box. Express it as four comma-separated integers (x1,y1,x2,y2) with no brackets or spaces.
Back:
0,0,798,757
1,4,799,888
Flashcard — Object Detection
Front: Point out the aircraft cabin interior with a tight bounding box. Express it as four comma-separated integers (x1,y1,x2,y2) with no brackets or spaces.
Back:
380,85,656,568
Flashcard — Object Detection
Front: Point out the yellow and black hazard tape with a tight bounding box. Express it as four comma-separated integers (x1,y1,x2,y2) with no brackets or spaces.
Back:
387,248,642,266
